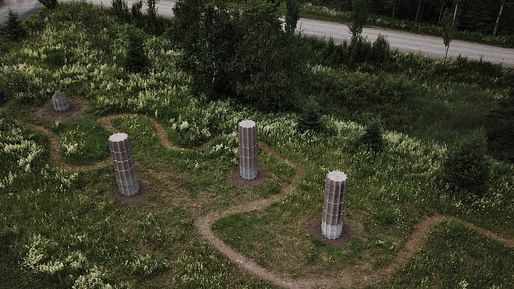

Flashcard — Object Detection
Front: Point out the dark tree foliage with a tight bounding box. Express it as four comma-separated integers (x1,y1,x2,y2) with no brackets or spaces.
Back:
146,0,163,34
360,121,384,151
230,1,303,111
173,0,305,112
5,10,24,41
487,73,514,163
124,31,148,73
349,0,368,38
441,8,456,57
442,132,490,197
38,0,57,9
370,34,390,63
310,0,514,36
285,0,304,34
131,0,143,23
298,98,323,133
112,0,130,20
172,0,237,97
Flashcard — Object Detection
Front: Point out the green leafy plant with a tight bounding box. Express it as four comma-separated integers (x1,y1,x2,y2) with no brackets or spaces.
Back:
487,72,514,163
38,0,58,9
124,30,148,73
360,120,384,151
441,131,490,197
285,0,304,34
5,9,25,41
297,97,323,133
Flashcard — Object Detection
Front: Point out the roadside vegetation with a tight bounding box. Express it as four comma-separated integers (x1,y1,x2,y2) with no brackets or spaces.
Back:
229,0,514,47
0,1,513,289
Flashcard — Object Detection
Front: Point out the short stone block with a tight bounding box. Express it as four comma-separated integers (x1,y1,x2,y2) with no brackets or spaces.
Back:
51,90,70,113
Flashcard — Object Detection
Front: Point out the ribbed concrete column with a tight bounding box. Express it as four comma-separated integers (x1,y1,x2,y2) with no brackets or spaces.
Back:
108,133,139,197
321,171,347,240
238,120,258,180
51,90,70,113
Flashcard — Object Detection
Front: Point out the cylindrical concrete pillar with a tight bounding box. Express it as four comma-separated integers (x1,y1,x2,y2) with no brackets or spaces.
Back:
321,171,347,240
238,120,258,180
51,90,70,113
108,133,139,197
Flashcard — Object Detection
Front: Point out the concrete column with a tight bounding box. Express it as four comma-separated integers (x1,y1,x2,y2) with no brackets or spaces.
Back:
238,120,258,180
51,90,70,113
321,171,347,240
108,133,139,197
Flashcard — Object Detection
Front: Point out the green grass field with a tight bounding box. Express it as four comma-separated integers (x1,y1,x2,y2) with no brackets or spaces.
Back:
1,3,513,289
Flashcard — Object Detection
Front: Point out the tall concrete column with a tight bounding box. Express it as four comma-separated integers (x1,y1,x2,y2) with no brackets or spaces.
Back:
321,171,347,240
51,90,70,113
238,120,258,180
108,133,139,197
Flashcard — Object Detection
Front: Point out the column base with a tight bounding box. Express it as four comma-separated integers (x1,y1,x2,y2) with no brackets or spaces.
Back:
321,221,343,240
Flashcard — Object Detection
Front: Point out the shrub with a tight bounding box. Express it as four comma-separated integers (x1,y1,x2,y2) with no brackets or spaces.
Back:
441,132,490,197
38,0,57,9
370,34,390,63
285,0,304,34
173,0,305,111
297,97,323,133
131,0,143,23
360,120,384,151
112,0,130,20
125,30,148,73
230,1,304,111
5,9,25,41
486,72,514,163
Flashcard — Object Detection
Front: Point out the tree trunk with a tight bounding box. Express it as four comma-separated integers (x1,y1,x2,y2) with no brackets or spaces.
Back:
438,2,445,24
392,1,396,19
415,0,423,22
452,0,459,26
493,2,505,36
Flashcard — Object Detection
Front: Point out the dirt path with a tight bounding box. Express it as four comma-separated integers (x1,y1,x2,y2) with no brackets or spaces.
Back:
24,113,514,289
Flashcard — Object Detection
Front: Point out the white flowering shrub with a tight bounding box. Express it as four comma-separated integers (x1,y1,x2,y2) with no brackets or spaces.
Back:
60,129,86,158
127,253,167,277
0,115,45,190
22,234,123,289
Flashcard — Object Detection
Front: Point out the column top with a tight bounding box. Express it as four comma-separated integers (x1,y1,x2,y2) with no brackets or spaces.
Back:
109,132,129,143
327,171,347,182
239,120,256,128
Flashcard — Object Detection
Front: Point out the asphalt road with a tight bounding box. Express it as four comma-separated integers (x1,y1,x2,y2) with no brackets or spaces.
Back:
2,0,514,67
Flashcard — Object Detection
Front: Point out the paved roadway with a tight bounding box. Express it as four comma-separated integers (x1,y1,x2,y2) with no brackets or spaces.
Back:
2,0,514,67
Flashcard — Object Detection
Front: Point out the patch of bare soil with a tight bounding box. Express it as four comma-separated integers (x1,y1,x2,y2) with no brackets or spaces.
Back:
35,98,89,121
306,219,359,247
231,167,267,186
110,179,151,205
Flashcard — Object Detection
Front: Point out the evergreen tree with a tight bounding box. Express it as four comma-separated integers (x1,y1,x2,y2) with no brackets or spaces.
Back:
131,0,143,24
285,0,304,34
112,0,129,20
441,132,490,197
124,31,148,73
5,9,24,41
360,121,384,152
441,9,456,57
298,98,323,133
486,72,514,163
38,0,57,9
349,0,368,38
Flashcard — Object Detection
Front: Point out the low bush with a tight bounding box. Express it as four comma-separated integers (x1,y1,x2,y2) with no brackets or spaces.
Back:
441,132,490,198
297,97,323,133
360,120,384,152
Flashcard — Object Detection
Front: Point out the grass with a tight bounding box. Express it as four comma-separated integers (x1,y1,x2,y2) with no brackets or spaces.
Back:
53,117,111,165
366,221,514,289
0,3,513,289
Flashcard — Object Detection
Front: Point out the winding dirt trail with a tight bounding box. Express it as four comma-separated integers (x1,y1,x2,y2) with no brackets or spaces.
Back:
24,113,514,289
